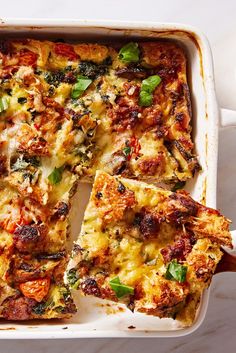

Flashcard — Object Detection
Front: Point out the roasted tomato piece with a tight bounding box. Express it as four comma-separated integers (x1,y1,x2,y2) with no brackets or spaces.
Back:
2,219,19,234
18,49,38,66
130,136,141,157
1,215,29,234
19,277,51,302
54,43,78,61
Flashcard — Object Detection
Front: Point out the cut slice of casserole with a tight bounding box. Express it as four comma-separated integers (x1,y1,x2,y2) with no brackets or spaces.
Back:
68,171,232,326
0,182,76,320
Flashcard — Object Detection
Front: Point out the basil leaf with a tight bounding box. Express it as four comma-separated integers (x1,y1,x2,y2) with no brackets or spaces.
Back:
71,76,92,99
165,260,187,283
119,42,140,63
0,97,9,113
139,75,161,107
123,146,131,156
141,75,161,93
139,90,153,107
109,276,134,298
48,166,64,185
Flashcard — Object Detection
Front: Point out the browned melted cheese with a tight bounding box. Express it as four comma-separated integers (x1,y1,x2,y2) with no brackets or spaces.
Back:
70,171,232,326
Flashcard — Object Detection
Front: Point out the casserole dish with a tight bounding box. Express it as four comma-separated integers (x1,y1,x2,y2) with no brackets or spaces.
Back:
0,18,236,338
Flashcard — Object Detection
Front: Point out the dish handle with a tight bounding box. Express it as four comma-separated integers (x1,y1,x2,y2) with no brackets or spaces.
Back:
220,108,236,128
216,109,236,272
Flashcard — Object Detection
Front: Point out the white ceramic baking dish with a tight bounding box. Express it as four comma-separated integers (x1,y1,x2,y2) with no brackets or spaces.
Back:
0,18,236,339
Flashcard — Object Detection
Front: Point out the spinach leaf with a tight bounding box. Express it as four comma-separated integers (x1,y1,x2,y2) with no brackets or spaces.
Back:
67,268,80,289
79,58,112,79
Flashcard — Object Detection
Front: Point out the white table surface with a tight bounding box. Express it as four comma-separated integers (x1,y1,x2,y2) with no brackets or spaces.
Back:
1,0,236,351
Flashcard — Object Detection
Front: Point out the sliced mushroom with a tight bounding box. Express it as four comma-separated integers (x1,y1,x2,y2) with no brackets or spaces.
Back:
115,65,150,80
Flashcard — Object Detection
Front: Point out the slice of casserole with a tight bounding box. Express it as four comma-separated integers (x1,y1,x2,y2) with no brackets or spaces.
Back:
69,171,232,326
0,182,76,320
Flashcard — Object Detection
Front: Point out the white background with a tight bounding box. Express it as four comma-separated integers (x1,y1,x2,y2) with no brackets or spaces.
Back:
1,0,236,352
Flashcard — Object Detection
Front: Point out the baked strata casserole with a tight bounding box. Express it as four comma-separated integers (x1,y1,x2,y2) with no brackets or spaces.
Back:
0,37,207,321
69,171,232,326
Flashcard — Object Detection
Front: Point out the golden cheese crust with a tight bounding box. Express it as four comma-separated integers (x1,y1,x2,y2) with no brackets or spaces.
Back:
69,171,232,326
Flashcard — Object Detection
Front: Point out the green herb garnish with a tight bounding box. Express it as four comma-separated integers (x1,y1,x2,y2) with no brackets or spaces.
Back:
119,42,140,63
123,146,131,156
139,75,162,107
109,277,134,298
32,299,55,315
44,70,65,87
67,268,80,289
165,260,187,283
79,58,112,79
0,97,9,113
48,166,64,185
141,75,162,93
71,76,92,99
139,90,153,107
32,302,47,315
